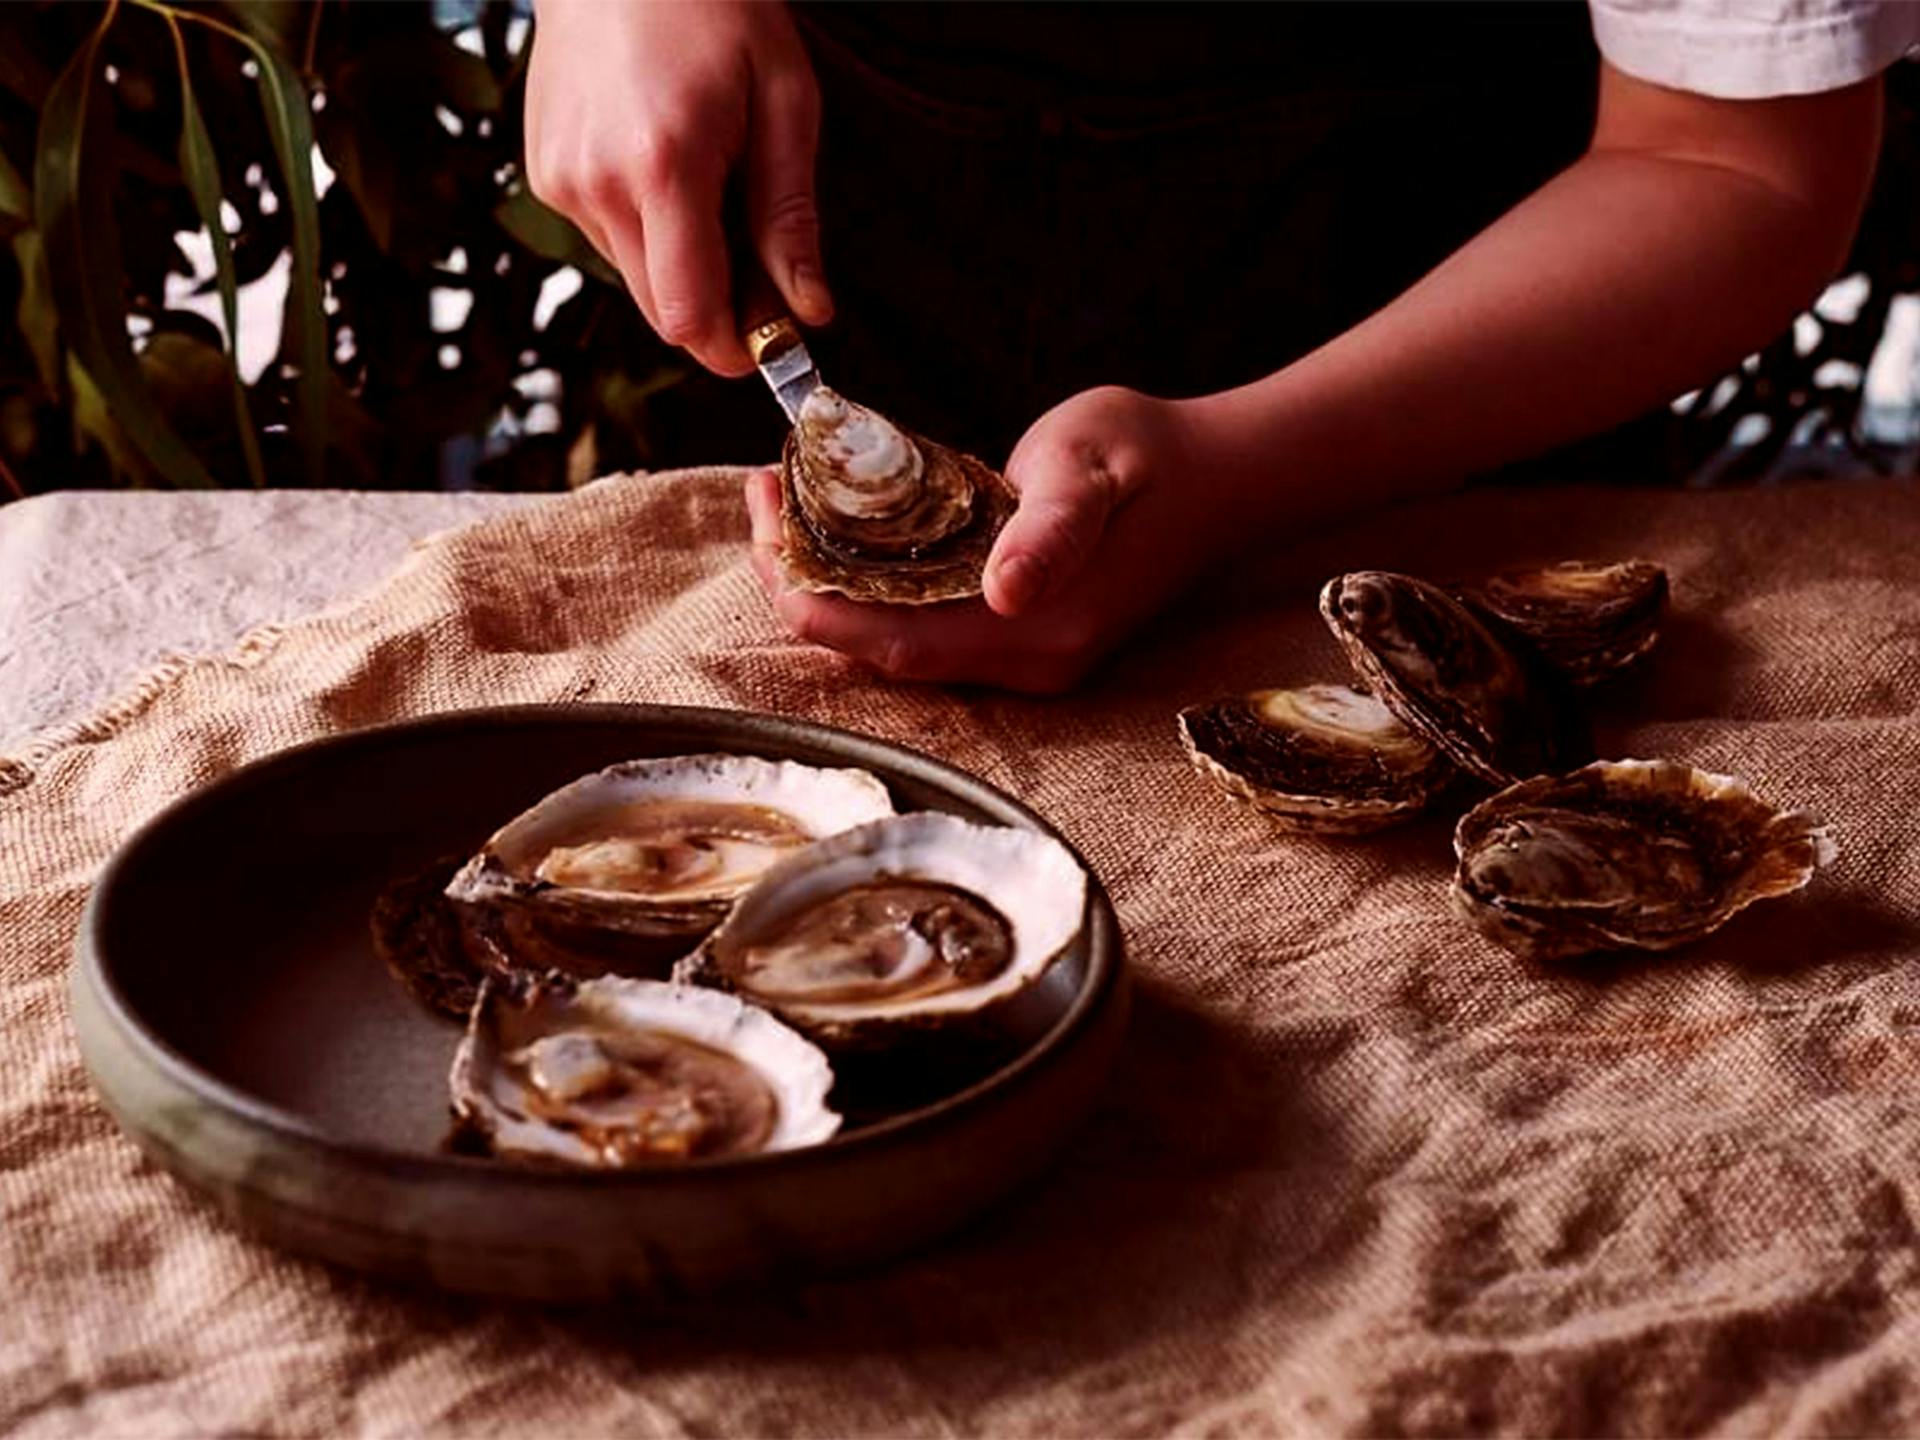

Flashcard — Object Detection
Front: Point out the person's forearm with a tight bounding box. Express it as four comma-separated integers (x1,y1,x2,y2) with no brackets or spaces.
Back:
1190,80,1882,525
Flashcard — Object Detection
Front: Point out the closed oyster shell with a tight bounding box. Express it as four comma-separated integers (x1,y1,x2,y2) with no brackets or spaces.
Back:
451,973,841,1166
444,754,895,981
1177,684,1454,833
778,388,1016,605
1463,560,1668,685
1321,570,1590,786
678,811,1086,1047
1450,758,1836,961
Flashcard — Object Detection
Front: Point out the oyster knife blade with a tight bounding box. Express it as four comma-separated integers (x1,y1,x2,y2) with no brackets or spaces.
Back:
745,317,819,426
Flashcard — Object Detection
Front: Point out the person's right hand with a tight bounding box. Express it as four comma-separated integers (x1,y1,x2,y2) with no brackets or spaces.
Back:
525,0,833,376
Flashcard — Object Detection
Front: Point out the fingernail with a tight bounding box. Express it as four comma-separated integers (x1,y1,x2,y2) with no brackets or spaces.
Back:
995,553,1046,612
792,263,833,323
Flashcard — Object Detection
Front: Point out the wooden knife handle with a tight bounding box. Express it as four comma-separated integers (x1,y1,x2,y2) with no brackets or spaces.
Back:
727,181,794,352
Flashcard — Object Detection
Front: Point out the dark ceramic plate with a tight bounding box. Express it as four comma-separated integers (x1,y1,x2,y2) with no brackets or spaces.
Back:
70,705,1127,1301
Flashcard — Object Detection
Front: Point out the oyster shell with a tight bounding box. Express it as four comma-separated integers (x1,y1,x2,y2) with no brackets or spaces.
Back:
444,754,895,980
678,811,1086,1046
451,973,840,1165
1321,570,1590,786
371,852,485,1018
1463,560,1668,685
1451,758,1835,961
1177,684,1454,833
778,387,1017,605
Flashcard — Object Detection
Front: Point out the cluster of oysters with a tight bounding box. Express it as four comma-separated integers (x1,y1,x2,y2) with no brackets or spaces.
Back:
775,388,1015,604
373,755,1086,1167
1178,562,1836,960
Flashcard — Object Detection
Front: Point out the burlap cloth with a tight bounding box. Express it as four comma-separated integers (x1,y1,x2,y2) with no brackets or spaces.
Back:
3,468,1917,1437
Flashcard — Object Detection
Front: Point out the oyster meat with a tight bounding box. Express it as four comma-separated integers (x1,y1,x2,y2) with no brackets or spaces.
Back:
679,811,1086,1045
452,974,840,1165
778,387,1017,605
1463,560,1668,686
443,754,895,981
1321,570,1590,787
1178,684,1454,833
1451,758,1835,961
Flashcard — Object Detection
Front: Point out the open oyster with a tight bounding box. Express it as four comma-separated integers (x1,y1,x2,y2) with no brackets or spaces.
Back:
1321,570,1589,787
678,811,1086,1046
778,387,1017,604
1178,684,1454,833
1463,560,1668,685
451,973,840,1166
443,754,895,981
1451,759,1835,961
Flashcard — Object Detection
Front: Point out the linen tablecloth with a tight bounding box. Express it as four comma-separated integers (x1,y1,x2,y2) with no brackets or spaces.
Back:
0,489,533,749
2,469,1917,1436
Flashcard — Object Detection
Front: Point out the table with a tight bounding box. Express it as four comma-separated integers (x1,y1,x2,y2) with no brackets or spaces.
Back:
3,472,1917,1436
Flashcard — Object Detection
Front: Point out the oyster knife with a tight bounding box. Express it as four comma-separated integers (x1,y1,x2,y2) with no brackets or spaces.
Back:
732,236,819,425
745,315,819,425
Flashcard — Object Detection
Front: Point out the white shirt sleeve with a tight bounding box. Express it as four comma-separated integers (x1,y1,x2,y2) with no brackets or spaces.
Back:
1589,0,1920,98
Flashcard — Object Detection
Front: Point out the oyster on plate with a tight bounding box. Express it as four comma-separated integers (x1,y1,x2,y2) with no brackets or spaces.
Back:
678,811,1087,1046
1177,683,1455,833
451,973,840,1166
441,754,895,983
1462,560,1669,686
778,387,1017,605
1450,758,1835,961
1321,570,1590,787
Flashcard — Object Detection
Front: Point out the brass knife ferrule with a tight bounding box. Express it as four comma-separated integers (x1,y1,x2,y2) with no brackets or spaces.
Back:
745,317,802,366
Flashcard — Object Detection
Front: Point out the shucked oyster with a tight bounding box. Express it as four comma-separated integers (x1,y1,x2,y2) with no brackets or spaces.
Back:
778,388,1017,605
444,754,895,980
1178,684,1454,833
1322,571,1590,787
452,973,840,1166
1451,758,1835,961
1462,560,1668,686
678,811,1087,1046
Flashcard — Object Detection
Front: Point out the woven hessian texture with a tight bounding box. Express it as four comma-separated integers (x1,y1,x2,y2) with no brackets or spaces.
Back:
3,468,1917,1437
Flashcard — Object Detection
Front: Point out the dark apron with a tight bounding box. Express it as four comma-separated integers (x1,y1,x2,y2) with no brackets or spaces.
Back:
792,1,1603,469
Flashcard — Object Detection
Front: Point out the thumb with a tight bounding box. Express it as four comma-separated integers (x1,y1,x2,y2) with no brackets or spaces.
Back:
984,445,1125,618
747,69,832,326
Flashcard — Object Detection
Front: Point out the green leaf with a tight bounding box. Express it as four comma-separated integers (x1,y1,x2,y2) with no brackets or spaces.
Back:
313,98,396,252
215,0,310,58
424,32,501,114
0,147,29,238
68,352,158,487
168,16,266,487
495,185,621,289
36,12,216,488
230,26,325,487
12,231,61,395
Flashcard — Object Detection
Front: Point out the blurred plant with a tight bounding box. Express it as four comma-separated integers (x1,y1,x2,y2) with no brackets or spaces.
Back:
0,2,1913,503
0,0,779,499
1665,61,1920,484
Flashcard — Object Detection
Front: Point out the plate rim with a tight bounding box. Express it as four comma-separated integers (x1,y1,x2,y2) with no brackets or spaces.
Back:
75,702,1124,1187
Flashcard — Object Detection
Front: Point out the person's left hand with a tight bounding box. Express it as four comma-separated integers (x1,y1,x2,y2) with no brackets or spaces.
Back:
746,385,1234,692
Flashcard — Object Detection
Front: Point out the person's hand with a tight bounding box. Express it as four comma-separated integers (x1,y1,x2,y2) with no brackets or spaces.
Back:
748,386,1238,693
525,0,832,376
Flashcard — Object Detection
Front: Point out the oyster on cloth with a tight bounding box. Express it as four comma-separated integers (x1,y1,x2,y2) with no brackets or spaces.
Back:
1321,570,1590,787
452,973,841,1166
443,754,895,980
1463,559,1669,686
1451,758,1836,961
1177,684,1454,833
778,387,1017,604
678,811,1087,1046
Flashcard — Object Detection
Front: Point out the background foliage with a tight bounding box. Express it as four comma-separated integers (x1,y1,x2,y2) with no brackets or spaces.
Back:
0,3,1914,503
0,0,776,501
